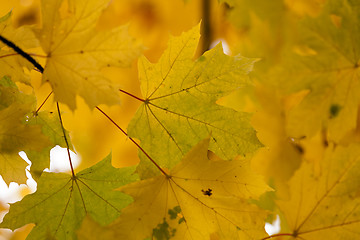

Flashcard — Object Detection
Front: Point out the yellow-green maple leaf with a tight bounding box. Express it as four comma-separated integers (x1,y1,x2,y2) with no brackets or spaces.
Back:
0,76,50,184
0,75,34,110
128,25,261,178
35,0,143,110
0,104,40,184
0,11,38,84
0,152,28,186
224,0,300,74
273,0,360,141
110,138,270,240
273,143,360,239
25,111,73,179
220,0,287,30
0,154,138,240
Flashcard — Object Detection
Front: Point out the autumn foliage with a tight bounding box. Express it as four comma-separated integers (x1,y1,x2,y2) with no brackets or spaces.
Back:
0,0,359,239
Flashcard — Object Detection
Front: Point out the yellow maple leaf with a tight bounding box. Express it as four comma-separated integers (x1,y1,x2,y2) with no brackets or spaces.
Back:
251,86,302,198
100,0,203,61
0,11,38,84
272,143,360,239
77,215,116,240
270,0,360,142
0,152,28,185
109,138,271,240
35,0,143,110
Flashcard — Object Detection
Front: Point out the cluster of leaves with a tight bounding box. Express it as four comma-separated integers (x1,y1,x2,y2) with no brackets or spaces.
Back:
0,0,359,239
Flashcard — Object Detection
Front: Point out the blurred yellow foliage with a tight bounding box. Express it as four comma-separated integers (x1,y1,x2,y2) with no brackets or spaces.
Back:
2,0,360,239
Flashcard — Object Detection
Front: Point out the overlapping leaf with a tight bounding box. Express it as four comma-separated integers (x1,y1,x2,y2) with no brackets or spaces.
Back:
221,0,300,75
0,76,50,184
0,12,38,84
0,154,138,239
251,86,302,197
128,25,262,178
35,0,143,110
220,0,287,30
274,143,360,239
110,138,270,240
2,0,360,239
77,215,116,240
25,111,72,179
272,0,360,141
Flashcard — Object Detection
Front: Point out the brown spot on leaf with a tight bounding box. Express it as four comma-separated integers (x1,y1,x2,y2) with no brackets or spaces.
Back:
201,188,212,196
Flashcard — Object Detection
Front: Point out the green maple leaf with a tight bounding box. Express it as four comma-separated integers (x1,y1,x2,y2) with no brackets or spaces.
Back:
128,25,262,178
273,0,360,141
0,154,138,239
35,0,143,110
109,138,270,240
274,143,360,239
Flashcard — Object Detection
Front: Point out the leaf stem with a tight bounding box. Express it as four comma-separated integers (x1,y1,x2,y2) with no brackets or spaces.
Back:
57,102,75,177
119,89,145,102
95,106,169,177
0,35,44,73
35,91,53,114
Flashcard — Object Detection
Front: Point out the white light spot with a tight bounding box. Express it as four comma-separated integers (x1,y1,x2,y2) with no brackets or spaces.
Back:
265,215,281,236
0,179,23,203
49,146,80,172
0,229,12,240
19,151,37,193
210,38,231,55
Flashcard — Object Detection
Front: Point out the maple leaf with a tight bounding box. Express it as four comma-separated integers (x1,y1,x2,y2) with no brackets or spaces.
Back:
25,111,73,179
35,0,143,110
0,11,38,84
272,0,360,141
220,0,286,30
251,86,303,198
273,143,360,239
128,25,262,178
0,76,50,184
0,153,138,239
110,138,270,240
0,151,28,186
0,103,34,184
77,215,116,240
222,0,300,75
0,75,35,111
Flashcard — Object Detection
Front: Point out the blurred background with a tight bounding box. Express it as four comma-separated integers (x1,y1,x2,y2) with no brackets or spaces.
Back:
0,0,326,238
